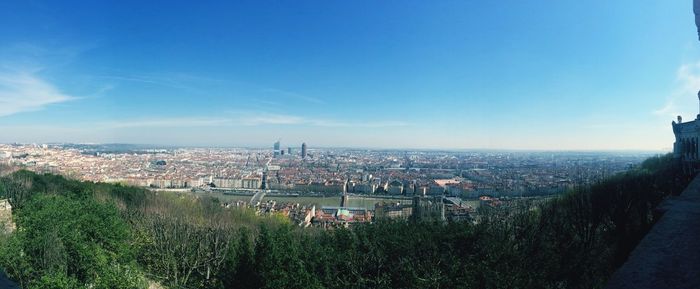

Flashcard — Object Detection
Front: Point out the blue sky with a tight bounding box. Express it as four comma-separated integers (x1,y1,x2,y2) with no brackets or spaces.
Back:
0,0,698,150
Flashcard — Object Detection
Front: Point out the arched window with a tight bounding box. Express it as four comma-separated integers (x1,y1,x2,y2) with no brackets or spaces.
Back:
689,138,693,158
682,139,686,155
685,139,690,159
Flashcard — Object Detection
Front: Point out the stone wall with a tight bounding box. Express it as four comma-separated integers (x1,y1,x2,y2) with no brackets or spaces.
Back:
604,174,700,289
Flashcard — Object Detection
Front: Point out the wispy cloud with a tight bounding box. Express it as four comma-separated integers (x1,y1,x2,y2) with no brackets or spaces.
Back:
654,61,700,118
0,42,96,117
101,117,232,128
240,113,307,125
307,119,410,128
233,111,409,128
95,74,198,92
0,70,74,117
261,88,325,104
0,42,94,71
100,113,409,129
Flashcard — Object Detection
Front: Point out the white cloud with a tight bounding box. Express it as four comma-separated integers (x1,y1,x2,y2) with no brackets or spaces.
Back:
233,111,409,128
0,71,74,117
654,61,700,119
100,113,409,129
307,119,409,128
261,88,325,104
101,117,232,128
240,113,307,125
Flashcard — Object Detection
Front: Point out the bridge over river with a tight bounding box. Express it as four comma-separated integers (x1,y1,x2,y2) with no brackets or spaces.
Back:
244,192,415,209
249,191,266,206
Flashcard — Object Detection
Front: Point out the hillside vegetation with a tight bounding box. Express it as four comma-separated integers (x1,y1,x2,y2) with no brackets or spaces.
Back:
0,154,692,289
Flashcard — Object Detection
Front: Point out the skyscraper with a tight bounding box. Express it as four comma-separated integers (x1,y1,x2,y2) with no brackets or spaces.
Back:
273,140,281,157
301,142,307,159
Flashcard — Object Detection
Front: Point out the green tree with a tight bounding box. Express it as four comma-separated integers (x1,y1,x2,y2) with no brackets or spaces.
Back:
226,227,257,289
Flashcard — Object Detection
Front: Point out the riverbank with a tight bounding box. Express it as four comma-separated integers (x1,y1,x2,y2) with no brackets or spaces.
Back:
188,190,481,210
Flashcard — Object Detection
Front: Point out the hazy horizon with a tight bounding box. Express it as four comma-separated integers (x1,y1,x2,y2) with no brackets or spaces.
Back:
0,141,669,154
1,1,698,150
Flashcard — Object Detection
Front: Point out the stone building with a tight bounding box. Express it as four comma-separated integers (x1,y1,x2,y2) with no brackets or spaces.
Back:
672,91,700,163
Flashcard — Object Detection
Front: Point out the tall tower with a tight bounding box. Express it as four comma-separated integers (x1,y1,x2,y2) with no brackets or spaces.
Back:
273,140,281,157
301,142,307,159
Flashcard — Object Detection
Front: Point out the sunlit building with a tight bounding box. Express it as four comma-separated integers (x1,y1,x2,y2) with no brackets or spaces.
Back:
673,94,700,166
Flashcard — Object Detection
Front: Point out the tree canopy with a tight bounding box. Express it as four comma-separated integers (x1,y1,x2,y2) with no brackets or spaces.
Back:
0,154,692,289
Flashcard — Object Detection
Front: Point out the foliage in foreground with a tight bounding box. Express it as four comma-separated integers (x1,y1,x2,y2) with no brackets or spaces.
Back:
0,189,146,288
0,154,692,289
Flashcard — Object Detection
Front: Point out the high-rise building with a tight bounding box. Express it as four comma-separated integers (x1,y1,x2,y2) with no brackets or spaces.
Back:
273,140,281,157
301,142,307,159
287,147,292,155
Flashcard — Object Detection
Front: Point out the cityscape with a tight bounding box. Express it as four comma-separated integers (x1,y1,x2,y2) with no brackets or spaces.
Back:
1,1,699,288
0,142,653,226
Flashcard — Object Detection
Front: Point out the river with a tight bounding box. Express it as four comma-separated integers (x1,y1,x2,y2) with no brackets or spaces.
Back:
193,191,480,210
